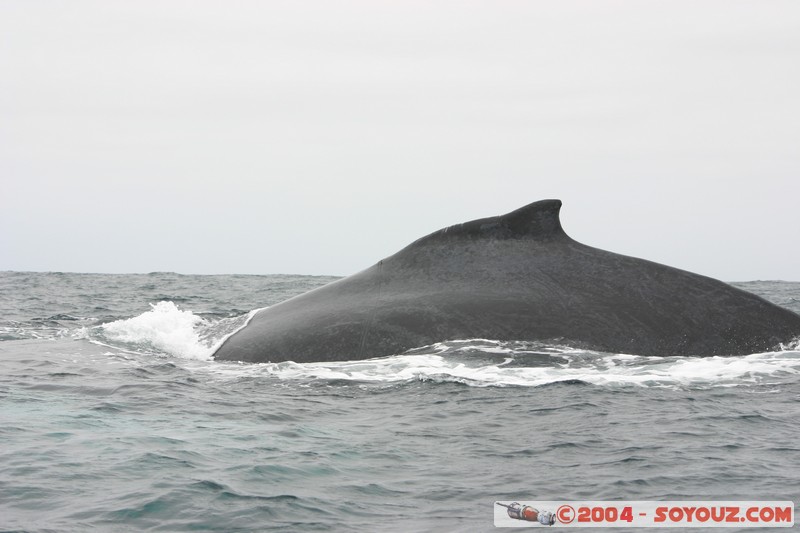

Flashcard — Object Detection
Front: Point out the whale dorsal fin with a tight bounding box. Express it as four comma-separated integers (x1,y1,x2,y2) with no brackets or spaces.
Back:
414,199,568,246
498,199,565,239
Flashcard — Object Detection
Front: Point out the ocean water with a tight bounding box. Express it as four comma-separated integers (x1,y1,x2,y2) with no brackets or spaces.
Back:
1,271,799,532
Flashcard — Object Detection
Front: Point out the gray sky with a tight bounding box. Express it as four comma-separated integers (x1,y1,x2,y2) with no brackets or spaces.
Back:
2,1,798,280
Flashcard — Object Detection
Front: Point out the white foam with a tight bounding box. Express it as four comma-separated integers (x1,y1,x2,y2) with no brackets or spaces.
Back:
198,345,800,389
779,336,800,351
86,310,800,389
98,301,213,360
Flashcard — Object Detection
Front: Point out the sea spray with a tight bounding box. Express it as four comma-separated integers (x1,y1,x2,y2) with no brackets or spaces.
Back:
99,301,213,360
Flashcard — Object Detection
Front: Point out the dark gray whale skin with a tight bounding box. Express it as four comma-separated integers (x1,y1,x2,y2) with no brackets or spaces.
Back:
213,199,800,363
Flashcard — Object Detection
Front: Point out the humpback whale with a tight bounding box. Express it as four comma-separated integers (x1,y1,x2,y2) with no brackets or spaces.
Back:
213,199,800,363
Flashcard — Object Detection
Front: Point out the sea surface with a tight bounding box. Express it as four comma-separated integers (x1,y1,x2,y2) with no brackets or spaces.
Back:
1,271,799,532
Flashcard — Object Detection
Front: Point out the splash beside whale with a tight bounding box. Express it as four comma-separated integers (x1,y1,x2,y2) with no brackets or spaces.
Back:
213,200,800,363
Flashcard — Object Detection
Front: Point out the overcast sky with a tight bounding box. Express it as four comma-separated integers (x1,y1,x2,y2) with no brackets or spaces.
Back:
1,1,798,280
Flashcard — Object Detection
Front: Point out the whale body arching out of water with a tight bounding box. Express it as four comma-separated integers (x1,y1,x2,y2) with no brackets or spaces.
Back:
213,200,800,363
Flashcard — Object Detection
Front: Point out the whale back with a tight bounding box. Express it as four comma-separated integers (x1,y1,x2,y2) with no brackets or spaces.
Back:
213,200,800,363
